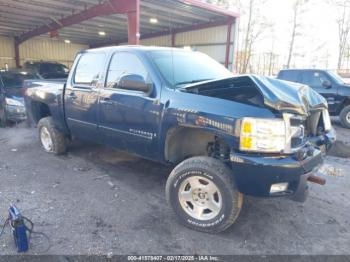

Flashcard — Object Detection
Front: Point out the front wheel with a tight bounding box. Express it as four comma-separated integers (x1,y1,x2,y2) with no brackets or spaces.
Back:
166,156,243,233
340,105,350,129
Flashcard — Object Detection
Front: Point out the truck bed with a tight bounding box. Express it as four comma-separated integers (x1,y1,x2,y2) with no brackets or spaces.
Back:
24,78,67,132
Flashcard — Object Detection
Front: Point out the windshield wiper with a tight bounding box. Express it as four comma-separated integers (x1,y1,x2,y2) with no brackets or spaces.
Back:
175,79,213,86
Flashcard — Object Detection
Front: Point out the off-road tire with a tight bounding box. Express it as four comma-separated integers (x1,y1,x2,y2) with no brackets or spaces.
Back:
340,105,350,129
37,117,67,155
166,156,243,233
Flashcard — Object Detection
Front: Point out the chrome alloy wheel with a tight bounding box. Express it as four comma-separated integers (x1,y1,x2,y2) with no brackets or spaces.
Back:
178,176,222,221
346,112,350,124
40,126,53,152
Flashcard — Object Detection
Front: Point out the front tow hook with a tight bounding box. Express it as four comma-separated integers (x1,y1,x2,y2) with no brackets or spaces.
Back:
307,175,326,185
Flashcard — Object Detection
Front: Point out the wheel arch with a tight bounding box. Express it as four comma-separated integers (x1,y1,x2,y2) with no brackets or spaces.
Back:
30,101,51,124
164,126,232,164
337,97,350,114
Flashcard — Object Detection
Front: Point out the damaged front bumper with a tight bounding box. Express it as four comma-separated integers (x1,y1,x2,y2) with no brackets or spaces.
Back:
230,129,336,202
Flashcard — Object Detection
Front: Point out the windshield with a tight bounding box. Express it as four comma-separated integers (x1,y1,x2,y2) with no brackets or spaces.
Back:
149,50,232,87
327,70,345,85
1,72,39,88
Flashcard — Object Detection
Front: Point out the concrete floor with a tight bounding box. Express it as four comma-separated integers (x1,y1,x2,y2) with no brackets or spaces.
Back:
0,123,349,255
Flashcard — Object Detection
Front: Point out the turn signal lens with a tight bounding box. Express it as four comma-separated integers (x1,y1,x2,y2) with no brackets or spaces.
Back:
322,110,332,131
242,121,252,133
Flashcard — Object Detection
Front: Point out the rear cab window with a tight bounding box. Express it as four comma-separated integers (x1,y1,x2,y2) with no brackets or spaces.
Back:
278,70,301,83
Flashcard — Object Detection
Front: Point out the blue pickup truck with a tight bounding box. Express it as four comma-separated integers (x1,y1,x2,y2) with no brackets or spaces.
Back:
25,46,335,233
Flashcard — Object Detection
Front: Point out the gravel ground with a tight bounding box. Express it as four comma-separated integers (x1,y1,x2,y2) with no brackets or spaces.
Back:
0,122,349,255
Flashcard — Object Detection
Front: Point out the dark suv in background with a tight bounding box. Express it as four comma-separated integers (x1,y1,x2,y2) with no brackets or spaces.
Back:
23,61,69,79
277,69,350,128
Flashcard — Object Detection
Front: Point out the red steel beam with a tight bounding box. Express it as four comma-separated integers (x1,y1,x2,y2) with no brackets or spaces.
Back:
127,0,140,45
90,19,232,48
14,38,20,68
224,19,233,68
17,0,138,44
171,32,176,47
176,0,239,18
92,18,234,48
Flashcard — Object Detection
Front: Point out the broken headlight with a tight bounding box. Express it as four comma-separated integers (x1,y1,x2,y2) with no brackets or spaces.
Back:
322,109,331,131
240,117,287,153
239,114,306,153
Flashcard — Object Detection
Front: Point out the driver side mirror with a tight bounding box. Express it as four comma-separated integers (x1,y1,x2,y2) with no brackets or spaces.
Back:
115,74,152,94
322,80,332,89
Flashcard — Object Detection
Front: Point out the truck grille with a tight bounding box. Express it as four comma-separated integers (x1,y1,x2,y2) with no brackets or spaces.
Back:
289,110,328,149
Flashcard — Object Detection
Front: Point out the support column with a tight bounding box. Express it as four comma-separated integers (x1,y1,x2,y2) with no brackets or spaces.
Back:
224,19,233,69
14,38,20,68
171,32,176,47
127,0,140,45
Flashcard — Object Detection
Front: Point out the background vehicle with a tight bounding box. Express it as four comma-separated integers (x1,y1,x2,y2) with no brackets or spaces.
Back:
0,69,41,126
277,69,350,128
23,61,69,79
25,46,335,233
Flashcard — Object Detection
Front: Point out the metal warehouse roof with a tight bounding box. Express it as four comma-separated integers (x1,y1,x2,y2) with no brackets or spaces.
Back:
0,0,239,46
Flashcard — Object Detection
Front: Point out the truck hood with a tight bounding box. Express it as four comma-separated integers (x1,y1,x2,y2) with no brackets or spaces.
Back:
182,75,327,116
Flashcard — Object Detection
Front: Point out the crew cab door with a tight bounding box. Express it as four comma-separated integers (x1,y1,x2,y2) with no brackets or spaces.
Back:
65,52,105,141
98,51,162,159
300,71,339,113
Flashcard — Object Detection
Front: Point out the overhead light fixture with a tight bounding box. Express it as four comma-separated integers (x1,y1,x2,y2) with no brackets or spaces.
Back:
98,31,106,36
64,39,71,44
150,17,158,24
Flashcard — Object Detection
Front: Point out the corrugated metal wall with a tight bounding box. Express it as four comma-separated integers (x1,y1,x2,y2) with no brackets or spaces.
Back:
0,36,87,70
1,25,234,70
0,36,15,69
139,25,235,70
19,38,88,68
140,35,172,47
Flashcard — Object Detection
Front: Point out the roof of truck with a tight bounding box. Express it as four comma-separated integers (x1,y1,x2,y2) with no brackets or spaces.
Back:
86,45,192,53
279,69,328,72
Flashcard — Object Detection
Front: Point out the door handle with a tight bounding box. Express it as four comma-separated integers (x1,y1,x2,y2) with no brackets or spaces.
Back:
68,92,77,100
100,97,114,105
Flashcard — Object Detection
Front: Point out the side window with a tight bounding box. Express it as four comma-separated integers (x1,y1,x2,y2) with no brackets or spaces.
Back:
74,53,105,86
39,64,45,75
302,71,329,87
106,52,149,89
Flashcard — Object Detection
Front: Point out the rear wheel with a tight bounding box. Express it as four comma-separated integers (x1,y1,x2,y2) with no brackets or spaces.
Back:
166,156,243,233
38,117,67,155
340,105,350,129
